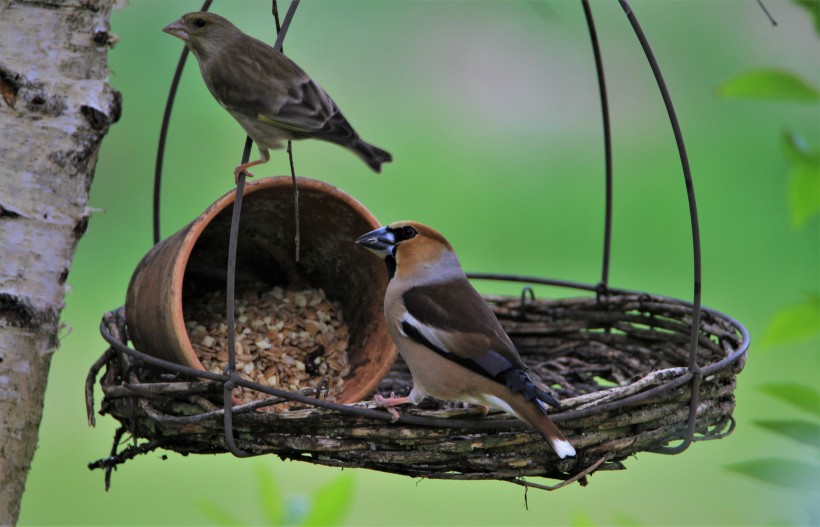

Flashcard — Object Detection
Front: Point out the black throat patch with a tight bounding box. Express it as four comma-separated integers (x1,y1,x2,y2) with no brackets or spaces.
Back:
385,255,397,280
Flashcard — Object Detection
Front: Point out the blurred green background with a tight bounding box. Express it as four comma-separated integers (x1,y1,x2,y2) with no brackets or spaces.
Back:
18,0,819,525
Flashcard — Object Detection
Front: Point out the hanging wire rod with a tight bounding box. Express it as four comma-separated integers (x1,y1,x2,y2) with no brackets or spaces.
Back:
153,0,213,245
580,0,614,297
221,0,302,457
273,0,301,52
617,0,703,455
272,0,302,262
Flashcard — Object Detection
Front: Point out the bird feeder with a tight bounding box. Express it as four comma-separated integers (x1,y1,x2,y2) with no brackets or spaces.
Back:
87,0,749,491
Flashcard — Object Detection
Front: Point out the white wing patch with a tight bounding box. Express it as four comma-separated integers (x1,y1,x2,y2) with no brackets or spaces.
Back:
399,311,452,354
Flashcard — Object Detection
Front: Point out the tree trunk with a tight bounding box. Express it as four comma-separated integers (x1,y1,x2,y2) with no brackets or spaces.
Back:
0,0,118,523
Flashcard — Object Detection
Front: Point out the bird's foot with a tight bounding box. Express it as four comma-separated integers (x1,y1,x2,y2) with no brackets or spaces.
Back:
233,165,256,185
476,404,490,416
374,392,410,423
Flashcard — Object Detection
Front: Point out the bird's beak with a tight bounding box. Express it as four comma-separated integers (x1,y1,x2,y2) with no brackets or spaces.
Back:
355,226,395,258
162,19,189,41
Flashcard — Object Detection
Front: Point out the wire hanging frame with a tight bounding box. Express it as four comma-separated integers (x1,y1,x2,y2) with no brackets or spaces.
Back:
89,0,749,490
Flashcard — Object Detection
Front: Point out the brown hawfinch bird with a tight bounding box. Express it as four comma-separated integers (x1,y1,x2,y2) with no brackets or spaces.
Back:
355,221,576,459
162,12,392,181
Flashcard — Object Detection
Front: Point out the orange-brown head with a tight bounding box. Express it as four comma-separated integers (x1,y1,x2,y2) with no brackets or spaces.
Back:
355,221,460,281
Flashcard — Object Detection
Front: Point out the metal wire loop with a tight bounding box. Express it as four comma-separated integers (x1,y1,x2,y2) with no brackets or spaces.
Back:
518,286,536,320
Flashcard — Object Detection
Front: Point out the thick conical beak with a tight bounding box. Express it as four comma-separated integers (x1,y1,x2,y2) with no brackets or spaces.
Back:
354,226,395,258
162,19,189,41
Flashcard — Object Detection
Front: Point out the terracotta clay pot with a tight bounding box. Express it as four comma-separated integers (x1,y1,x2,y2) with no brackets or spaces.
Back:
125,176,395,404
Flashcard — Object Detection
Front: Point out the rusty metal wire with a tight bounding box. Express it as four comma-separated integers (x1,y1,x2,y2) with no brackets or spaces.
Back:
91,0,752,490
222,0,302,458
617,0,704,455
154,0,213,244
581,0,613,296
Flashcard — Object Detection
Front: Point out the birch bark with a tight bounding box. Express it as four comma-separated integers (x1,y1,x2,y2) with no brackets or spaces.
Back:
0,0,118,523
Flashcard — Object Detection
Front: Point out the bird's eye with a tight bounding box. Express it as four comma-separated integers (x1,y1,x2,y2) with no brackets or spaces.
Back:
194,19,206,28
401,226,417,240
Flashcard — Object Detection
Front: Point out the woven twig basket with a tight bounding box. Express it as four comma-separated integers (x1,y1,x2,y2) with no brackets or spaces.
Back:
91,289,746,486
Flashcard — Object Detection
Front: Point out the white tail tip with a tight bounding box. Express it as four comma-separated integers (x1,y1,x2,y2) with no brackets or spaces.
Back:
551,438,576,459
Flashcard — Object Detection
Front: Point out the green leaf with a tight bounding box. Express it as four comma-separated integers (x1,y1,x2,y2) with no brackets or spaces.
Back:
761,293,820,347
754,419,820,448
254,463,284,526
782,132,820,228
724,458,820,489
758,383,820,418
593,376,618,388
198,501,248,527
795,0,820,34
299,472,355,527
717,69,820,101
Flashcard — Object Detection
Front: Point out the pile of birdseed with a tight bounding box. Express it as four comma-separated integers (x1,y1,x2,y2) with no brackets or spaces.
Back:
185,285,351,410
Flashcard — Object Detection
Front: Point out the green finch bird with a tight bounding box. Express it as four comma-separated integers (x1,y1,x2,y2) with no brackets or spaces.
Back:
163,12,393,180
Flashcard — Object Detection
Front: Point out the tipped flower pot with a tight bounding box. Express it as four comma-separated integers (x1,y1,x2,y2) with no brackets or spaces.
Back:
125,176,396,404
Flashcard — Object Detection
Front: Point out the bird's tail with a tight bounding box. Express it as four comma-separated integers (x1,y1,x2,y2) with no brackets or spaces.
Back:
351,139,392,173
509,394,576,459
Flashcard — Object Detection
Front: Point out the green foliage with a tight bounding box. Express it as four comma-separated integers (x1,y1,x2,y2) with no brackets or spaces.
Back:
794,0,820,33
782,132,820,228
753,419,820,448
721,6,820,511
254,464,285,525
724,459,820,490
761,292,820,347
299,472,355,527
717,68,820,101
199,469,354,526
757,383,820,418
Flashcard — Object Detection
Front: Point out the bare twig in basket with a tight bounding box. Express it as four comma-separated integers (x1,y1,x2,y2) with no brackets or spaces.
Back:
567,367,687,411
102,381,222,399
85,309,131,427
505,453,610,491
86,348,115,427
133,386,325,425
87,426,164,492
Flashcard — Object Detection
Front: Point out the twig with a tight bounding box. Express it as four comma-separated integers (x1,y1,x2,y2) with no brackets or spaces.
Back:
756,0,777,26
102,381,222,399
86,348,115,426
87,426,163,492
504,454,609,491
